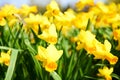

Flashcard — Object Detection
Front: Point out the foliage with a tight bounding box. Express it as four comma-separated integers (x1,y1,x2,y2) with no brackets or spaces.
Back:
0,0,120,80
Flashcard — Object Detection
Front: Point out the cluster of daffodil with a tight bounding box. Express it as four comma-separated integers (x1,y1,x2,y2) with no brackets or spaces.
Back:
0,0,120,80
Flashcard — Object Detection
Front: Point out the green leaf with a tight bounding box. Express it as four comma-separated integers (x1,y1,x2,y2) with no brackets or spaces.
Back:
5,50,18,80
66,53,76,78
24,36,43,79
111,73,120,80
50,71,62,80
86,19,91,31
0,46,22,51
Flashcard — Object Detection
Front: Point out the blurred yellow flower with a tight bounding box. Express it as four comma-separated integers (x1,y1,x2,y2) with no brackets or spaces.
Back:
73,12,93,30
0,18,6,26
77,30,95,52
0,12,6,26
19,4,37,17
97,66,113,80
38,24,58,44
96,2,109,13
24,13,41,25
54,9,76,36
24,13,51,34
0,50,11,66
76,0,94,11
77,30,118,64
35,44,63,72
0,5,19,27
113,29,120,50
93,40,118,64
0,5,18,16
113,29,120,40
44,0,61,17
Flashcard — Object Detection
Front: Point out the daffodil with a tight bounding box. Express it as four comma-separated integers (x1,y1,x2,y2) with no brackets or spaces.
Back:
44,0,61,17
24,13,41,25
76,0,94,11
19,4,37,17
97,66,113,80
77,30,118,64
93,40,118,64
73,12,91,30
0,11,6,26
24,13,41,33
113,29,120,40
96,2,109,13
35,44,63,72
55,9,75,28
0,4,19,16
54,9,76,36
0,18,6,26
38,24,58,44
0,50,11,66
113,29,120,50
77,30,96,52
0,5,19,27
24,13,51,34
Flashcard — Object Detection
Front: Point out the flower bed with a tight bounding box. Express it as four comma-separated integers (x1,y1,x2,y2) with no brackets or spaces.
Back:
0,0,120,80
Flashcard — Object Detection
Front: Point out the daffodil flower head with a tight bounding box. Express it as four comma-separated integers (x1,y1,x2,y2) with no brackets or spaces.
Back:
0,4,19,16
97,66,113,80
35,44,63,72
77,30,96,51
113,29,120,40
77,30,118,64
76,0,94,11
19,4,38,17
24,13,42,34
0,5,19,26
45,0,60,16
0,50,11,66
96,2,109,13
0,17,6,26
38,24,58,44
113,29,120,50
93,40,118,64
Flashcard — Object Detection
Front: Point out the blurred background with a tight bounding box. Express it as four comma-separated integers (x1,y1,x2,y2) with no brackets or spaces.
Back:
0,0,119,14
0,0,107,9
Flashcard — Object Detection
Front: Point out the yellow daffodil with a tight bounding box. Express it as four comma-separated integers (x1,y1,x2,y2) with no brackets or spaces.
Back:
0,18,6,26
96,2,109,13
97,66,113,80
55,9,75,27
0,12,6,26
19,4,37,17
0,5,19,27
44,0,61,17
38,24,58,44
108,2,117,14
77,30,118,64
24,13,51,34
113,29,120,50
93,40,118,64
24,13,41,34
0,5,18,16
76,0,94,11
35,44,63,72
24,13,41,25
54,9,76,36
77,30,96,52
113,29,120,40
73,12,92,30
0,50,11,66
